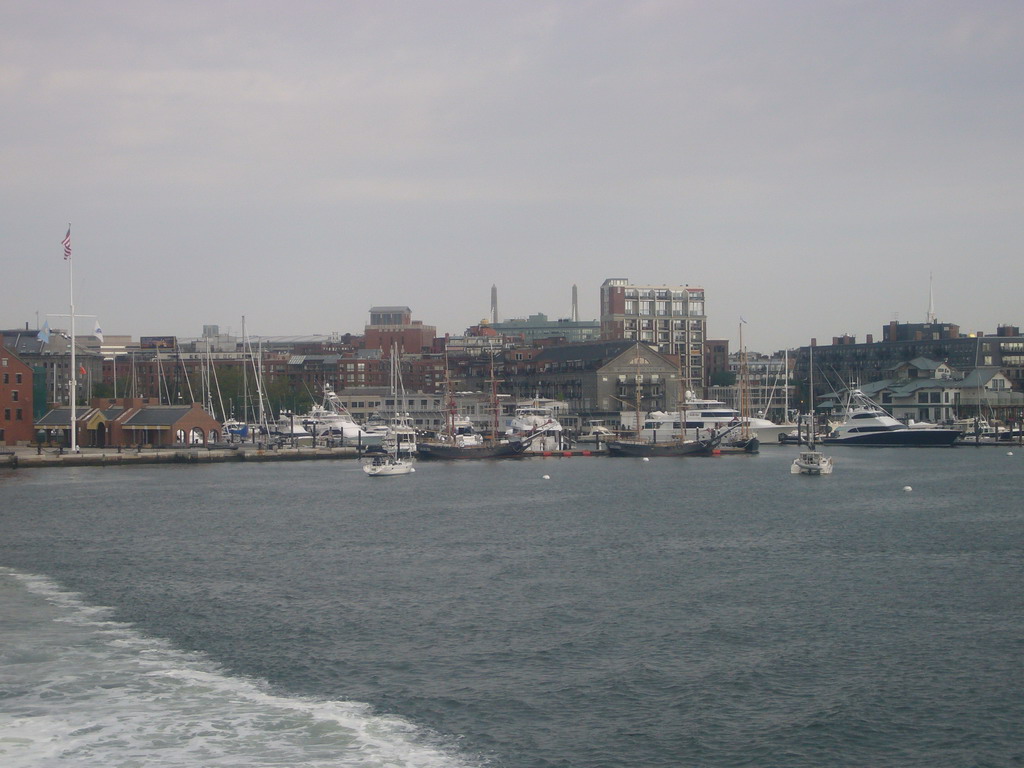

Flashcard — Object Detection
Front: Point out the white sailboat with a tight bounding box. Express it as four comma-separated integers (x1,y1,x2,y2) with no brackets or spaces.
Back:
362,345,415,476
792,345,833,475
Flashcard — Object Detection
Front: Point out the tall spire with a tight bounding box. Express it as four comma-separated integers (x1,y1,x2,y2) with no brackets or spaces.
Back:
490,284,498,324
571,284,578,322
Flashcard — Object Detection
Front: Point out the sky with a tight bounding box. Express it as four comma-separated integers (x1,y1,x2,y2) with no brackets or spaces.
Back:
2,0,1022,352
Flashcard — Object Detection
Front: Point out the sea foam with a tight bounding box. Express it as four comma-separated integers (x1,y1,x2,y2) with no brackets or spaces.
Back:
0,568,473,768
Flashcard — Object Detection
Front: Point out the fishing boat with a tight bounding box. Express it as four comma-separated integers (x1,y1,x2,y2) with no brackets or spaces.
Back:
302,384,373,445
822,389,960,447
575,419,615,446
505,398,566,453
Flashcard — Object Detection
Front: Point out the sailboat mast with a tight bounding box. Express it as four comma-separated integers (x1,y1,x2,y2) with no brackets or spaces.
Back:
808,344,816,450
67,225,77,452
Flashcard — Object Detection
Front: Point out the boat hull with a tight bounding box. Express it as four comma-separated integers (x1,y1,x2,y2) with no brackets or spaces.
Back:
791,450,834,474
362,458,415,476
823,429,959,447
417,441,527,460
606,440,712,457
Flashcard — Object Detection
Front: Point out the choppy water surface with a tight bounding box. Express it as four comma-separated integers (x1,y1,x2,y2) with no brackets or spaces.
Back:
1,448,1022,767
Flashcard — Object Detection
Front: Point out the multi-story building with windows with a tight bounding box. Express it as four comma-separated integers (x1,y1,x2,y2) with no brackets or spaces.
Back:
599,278,707,395
0,343,35,445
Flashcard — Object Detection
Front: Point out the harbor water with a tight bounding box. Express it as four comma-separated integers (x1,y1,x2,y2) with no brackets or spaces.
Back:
1,447,1021,767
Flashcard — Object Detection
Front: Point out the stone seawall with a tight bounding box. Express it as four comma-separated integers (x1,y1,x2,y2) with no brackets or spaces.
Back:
0,445,362,469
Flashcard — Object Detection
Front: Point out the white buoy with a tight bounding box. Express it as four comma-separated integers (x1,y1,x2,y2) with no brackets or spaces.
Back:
642,457,650,462
1008,451,1014,456
411,467,416,472
542,474,550,480
903,485,912,492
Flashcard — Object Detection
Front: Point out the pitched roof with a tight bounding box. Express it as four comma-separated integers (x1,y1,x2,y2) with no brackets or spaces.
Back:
122,406,197,426
531,339,644,366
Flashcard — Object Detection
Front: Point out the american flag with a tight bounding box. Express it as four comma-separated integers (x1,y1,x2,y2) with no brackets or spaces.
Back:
62,226,72,260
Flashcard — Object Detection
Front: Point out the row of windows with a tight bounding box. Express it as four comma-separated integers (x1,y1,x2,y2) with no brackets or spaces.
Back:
623,301,704,316
2,372,23,384
3,408,24,421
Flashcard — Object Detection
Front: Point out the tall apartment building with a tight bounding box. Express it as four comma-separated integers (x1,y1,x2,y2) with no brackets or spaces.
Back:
599,278,707,394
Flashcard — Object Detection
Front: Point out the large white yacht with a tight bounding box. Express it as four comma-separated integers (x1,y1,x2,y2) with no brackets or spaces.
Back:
637,396,789,443
822,390,960,446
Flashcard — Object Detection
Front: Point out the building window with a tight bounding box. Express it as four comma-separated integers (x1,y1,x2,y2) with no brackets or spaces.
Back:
1,373,7,384
15,409,22,420
3,409,9,420
15,373,22,384
11,391,18,401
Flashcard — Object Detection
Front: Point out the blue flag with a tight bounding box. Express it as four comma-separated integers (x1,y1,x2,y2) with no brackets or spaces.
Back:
37,321,51,344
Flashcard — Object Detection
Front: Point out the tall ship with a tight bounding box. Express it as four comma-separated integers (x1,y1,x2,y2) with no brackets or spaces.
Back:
417,352,529,460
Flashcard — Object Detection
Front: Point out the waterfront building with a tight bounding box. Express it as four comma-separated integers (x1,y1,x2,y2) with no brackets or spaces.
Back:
494,339,683,431
795,323,1024,409
35,397,222,449
363,306,436,355
599,278,707,396
0,343,35,445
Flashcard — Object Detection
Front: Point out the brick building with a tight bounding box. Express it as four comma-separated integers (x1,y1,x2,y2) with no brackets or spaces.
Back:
0,344,35,445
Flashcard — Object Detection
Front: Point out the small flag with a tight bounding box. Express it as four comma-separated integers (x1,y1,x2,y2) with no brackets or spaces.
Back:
740,316,748,324
37,321,51,344
62,226,72,260
79,365,86,376
93,321,104,343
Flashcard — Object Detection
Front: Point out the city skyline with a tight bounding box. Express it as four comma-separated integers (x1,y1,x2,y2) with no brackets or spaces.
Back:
3,2,1023,351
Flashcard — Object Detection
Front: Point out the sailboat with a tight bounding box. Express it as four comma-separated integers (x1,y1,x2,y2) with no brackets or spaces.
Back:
792,345,834,475
362,345,415,476
719,320,760,454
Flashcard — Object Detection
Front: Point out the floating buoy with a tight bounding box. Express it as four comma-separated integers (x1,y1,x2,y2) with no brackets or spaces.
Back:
542,474,550,480
903,485,912,492
1008,451,1014,456
642,457,650,462
410,467,416,472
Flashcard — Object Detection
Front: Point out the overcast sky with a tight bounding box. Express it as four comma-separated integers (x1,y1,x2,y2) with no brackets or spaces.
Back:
3,0,1022,352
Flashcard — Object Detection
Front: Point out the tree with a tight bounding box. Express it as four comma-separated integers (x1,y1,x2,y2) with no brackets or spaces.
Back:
710,370,737,387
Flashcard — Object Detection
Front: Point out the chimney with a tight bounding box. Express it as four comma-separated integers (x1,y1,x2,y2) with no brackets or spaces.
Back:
571,284,578,322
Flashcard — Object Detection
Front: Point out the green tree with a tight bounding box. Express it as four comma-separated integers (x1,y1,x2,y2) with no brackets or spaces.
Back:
710,370,737,386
